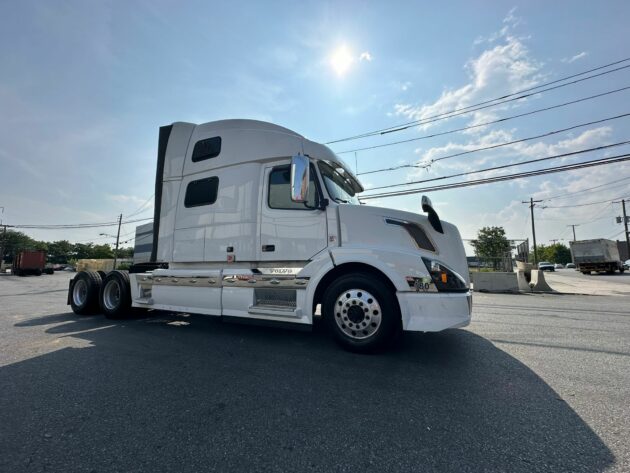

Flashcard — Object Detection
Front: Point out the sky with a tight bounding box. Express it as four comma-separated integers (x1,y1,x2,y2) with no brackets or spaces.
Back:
1,0,630,254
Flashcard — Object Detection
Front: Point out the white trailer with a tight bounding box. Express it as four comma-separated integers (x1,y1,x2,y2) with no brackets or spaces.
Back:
68,119,472,352
569,239,624,274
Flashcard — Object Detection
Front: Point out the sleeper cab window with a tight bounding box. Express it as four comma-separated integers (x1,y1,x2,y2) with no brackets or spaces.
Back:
192,136,222,162
268,164,318,210
184,177,219,207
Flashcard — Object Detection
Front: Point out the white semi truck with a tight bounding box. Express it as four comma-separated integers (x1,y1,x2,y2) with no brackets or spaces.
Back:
68,119,471,351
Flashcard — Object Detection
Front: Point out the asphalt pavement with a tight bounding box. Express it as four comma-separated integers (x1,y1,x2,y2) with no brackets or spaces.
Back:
1,272,629,472
544,268,630,296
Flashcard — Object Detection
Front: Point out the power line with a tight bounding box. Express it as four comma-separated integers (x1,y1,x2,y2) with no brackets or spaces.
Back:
126,194,155,218
363,141,630,193
542,195,630,209
540,176,630,201
360,153,630,200
340,111,630,164
343,85,630,160
10,217,152,230
326,57,630,144
607,229,625,239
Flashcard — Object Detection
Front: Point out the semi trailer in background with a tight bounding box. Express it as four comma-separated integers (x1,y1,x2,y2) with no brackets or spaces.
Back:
569,239,625,274
68,119,472,352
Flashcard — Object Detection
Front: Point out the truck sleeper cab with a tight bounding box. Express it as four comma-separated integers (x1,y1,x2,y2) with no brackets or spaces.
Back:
68,119,472,352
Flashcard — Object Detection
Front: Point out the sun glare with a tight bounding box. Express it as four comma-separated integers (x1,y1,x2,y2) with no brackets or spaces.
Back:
330,45,354,76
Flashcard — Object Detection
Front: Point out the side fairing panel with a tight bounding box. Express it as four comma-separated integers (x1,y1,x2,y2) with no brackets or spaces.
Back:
157,180,181,262
164,123,195,179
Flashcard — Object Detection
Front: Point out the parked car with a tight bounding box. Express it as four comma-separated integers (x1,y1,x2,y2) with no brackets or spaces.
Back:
538,261,555,271
566,263,576,269
624,260,630,270
554,263,564,269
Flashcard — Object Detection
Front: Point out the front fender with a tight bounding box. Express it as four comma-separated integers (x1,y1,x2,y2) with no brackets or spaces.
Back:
298,247,431,320
329,247,430,292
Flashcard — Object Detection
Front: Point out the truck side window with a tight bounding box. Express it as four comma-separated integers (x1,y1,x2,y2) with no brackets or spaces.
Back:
184,177,219,207
268,165,318,210
192,136,222,162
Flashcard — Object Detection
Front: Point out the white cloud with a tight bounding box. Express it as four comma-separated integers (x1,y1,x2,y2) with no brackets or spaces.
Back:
359,51,373,62
393,35,542,132
562,51,588,63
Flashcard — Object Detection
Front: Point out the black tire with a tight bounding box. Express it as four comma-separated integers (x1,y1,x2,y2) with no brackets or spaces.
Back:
323,273,401,353
100,271,132,319
70,271,103,315
581,271,591,275
97,270,108,281
34,269,42,276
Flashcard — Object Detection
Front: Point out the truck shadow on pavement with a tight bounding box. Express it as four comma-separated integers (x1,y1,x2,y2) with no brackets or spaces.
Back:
3,310,615,473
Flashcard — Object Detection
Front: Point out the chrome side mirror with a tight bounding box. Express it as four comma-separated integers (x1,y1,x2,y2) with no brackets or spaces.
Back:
290,155,309,202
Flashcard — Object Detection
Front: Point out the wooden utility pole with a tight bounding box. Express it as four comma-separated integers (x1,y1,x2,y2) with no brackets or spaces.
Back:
113,214,122,270
522,198,542,264
567,224,579,242
613,199,630,260
0,225,6,271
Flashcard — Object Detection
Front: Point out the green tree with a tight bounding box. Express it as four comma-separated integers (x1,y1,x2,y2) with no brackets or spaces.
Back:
531,243,571,264
47,240,73,263
470,226,512,270
1,230,39,262
72,243,95,259
92,244,114,259
117,246,134,259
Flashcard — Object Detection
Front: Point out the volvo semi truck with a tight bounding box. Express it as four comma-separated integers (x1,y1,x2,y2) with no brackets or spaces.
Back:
68,119,471,352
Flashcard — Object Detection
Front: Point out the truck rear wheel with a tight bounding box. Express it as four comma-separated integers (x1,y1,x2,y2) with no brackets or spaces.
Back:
71,271,103,315
323,273,401,353
100,271,132,319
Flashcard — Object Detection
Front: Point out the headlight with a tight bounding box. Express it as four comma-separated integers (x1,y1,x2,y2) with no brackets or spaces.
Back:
421,257,468,292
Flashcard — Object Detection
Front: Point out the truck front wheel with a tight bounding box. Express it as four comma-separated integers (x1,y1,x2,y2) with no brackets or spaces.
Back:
323,273,401,353
71,271,103,315
100,271,132,319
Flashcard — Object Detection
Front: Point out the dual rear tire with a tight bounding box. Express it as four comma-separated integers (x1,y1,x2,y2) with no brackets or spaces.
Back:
70,270,133,319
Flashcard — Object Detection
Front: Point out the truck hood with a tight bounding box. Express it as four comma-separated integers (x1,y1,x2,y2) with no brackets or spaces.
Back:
338,205,469,284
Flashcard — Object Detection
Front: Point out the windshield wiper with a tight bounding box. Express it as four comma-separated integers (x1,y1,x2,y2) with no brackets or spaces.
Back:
332,197,350,203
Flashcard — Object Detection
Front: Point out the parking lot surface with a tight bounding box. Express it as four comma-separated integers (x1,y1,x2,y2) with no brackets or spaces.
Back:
1,273,629,472
545,269,630,296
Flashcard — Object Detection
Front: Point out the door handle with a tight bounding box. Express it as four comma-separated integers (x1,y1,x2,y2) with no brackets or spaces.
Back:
262,245,275,252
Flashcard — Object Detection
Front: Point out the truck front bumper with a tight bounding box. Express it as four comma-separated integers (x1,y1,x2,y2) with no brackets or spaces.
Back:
397,291,472,332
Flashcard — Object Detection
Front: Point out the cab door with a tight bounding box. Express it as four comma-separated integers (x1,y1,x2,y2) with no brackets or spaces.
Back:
259,161,328,262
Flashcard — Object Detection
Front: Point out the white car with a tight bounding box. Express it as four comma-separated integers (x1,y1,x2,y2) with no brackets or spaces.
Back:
538,261,555,272
554,263,564,269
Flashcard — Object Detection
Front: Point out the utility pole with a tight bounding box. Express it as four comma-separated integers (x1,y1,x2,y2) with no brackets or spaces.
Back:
567,224,579,242
0,207,5,271
0,225,5,271
613,199,630,260
522,198,543,265
113,213,122,270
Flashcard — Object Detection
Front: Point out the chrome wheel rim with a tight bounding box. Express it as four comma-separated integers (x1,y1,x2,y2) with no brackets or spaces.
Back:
334,289,382,340
72,279,88,307
103,280,121,311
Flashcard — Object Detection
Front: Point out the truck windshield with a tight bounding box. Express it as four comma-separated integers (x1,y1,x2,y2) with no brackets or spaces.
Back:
318,161,360,204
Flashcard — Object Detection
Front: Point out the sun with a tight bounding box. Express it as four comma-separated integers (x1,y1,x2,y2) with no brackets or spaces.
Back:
330,45,354,76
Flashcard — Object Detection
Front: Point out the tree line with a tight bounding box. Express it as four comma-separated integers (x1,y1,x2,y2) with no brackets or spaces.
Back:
1,230,134,264
470,226,573,268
